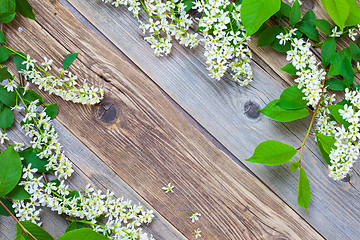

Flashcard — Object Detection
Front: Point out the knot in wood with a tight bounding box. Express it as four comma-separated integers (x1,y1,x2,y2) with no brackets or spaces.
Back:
341,173,351,182
243,101,260,119
96,102,117,124
302,0,315,10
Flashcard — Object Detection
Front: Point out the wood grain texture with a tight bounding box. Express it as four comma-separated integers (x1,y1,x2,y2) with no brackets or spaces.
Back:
0,113,186,239
2,0,324,239
51,0,360,239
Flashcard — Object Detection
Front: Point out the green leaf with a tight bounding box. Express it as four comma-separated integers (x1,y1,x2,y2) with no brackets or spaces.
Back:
0,197,15,216
62,53,78,69
240,0,281,36
281,63,298,75
278,85,308,110
14,52,27,72
303,10,316,26
14,236,26,240
58,228,108,240
279,2,291,17
321,38,336,67
328,104,351,128
345,0,360,26
328,52,343,76
23,89,43,105
0,30,5,43
289,0,301,26
321,0,349,30
15,0,35,20
16,221,54,240
19,148,49,173
260,99,309,122
317,139,332,165
341,57,354,87
313,19,332,35
296,20,319,41
44,103,58,119
65,221,86,233
0,66,13,82
0,85,17,107
257,26,282,47
6,184,31,200
271,37,292,52
0,106,14,129
0,147,22,196
325,78,346,91
182,0,193,12
0,0,16,23
298,168,311,210
317,133,336,154
246,140,297,165
0,46,12,63
290,161,300,172
349,42,360,61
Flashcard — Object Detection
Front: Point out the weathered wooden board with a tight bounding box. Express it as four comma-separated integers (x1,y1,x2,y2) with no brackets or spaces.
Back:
1,0,325,239
0,114,187,239
51,0,360,239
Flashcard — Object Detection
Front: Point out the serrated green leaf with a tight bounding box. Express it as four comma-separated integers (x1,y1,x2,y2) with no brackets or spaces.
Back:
0,46,12,63
0,11,15,23
62,53,78,69
15,0,35,20
341,57,354,87
23,89,43,105
58,228,108,240
0,66,13,82
0,197,15,216
325,78,346,91
19,148,50,173
6,184,31,200
14,53,27,72
44,103,58,119
246,140,297,165
328,104,351,128
0,147,22,196
290,161,300,172
240,0,281,36
281,63,298,75
271,28,292,52
289,0,301,26
328,52,343,76
321,38,336,67
298,168,311,210
16,221,54,240
278,84,308,110
279,2,291,17
317,133,336,154
65,221,86,233
14,236,26,240
0,106,14,129
321,0,350,30
0,85,17,107
257,26,282,47
313,19,332,35
349,42,360,61
260,99,309,122
296,20,319,41
182,0,193,12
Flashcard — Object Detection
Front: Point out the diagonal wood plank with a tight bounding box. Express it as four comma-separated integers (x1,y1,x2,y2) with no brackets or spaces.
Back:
0,115,186,239
1,0,324,239
45,0,360,239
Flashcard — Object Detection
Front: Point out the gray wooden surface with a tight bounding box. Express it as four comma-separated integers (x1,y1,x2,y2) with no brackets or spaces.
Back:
57,0,360,239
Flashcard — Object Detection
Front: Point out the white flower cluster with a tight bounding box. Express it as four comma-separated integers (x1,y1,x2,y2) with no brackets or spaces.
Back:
283,35,326,107
20,55,104,105
196,0,253,84
20,99,74,179
102,0,253,84
105,0,198,56
13,168,155,240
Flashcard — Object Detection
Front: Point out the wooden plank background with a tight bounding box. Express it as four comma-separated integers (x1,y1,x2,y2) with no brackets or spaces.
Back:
0,0,326,239
54,0,360,239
